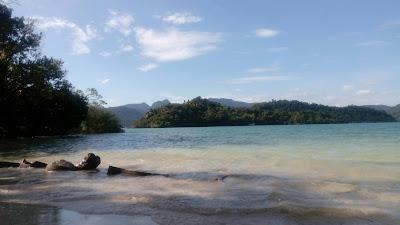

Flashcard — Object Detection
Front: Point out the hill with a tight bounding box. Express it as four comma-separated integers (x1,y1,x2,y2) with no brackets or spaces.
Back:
364,104,400,121
151,99,171,109
390,105,400,120
107,100,170,127
135,97,396,128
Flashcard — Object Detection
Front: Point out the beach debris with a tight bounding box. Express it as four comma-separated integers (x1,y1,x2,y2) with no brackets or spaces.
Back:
75,153,101,170
19,159,47,168
0,161,20,168
107,165,166,177
46,159,77,171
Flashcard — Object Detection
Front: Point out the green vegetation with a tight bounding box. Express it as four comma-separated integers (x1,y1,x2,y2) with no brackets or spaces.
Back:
135,97,396,128
81,89,123,134
392,105,400,120
364,104,400,121
81,106,123,134
0,4,122,137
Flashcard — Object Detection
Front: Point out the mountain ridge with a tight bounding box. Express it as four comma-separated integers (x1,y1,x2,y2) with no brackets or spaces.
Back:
108,98,399,127
135,98,396,128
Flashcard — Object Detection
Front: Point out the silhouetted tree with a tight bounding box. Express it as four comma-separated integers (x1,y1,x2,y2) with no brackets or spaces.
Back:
0,3,88,137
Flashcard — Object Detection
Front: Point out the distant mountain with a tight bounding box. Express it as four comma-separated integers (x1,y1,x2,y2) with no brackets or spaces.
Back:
364,104,400,121
208,98,255,108
123,103,150,112
151,99,171,109
107,100,171,127
107,105,148,128
392,105,400,120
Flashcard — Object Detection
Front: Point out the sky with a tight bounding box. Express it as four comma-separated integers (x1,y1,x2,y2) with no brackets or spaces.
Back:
9,0,400,106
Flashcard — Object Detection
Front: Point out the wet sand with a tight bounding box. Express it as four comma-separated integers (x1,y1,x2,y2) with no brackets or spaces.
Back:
0,163,399,225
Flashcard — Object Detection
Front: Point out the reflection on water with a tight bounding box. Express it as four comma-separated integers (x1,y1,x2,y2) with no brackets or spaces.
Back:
0,123,400,224
0,203,158,225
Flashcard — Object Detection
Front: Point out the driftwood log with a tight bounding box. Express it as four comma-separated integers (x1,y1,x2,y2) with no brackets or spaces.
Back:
19,159,47,168
107,165,167,177
0,161,20,168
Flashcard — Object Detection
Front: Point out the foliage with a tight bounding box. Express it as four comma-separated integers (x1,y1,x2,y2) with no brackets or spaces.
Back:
81,89,123,134
135,97,396,128
81,105,123,134
0,4,89,137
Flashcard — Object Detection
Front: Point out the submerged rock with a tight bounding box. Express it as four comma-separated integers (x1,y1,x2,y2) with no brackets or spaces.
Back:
75,153,101,170
107,165,164,177
19,159,47,168
46,160,76,171
0,161,20,168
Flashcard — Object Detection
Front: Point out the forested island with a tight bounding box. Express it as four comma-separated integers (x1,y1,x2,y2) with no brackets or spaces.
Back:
0,4,122,138
135,97,396,128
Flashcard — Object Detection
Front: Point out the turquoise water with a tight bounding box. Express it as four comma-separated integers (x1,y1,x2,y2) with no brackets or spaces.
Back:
4,122,399,157
1,123,400,224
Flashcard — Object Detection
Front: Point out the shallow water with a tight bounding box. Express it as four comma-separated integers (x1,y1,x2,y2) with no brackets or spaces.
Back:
1,123,400,224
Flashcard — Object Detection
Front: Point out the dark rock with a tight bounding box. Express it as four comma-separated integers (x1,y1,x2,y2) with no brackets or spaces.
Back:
214,175,229,182
30,161,47,168
107,165,164,177
19,159,46,168
46,160,76,171
75,153,101,170
0,161,20,168
19,159,31,168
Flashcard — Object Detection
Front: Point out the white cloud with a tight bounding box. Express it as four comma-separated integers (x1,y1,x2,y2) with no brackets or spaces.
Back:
254,28,280,38
134,27,222,61
33,16,97,54
105,11,134,36
341,84,354,92
99,51,111,57
137,63,158,72
379,20,400,30
160,12,202,25
100,78,110,84
248,62,279,73
120,44,134,52
232,76,290,84
267,47,288,53
354,41,390,47
248,67,277,73
356,89,372,96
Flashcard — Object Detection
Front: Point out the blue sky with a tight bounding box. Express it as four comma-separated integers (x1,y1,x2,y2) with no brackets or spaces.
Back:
11,0,400,106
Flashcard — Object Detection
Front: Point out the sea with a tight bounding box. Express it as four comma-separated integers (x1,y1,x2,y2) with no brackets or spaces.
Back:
0,123,399,225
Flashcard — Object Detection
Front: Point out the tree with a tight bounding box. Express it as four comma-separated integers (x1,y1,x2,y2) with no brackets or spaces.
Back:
0,3,88,137
80,88,123,134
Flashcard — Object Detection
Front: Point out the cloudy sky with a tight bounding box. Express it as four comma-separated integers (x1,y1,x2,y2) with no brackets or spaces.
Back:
11,0,400,106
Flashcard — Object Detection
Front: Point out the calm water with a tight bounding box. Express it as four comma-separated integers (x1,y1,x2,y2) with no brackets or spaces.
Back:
1,123,400,225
